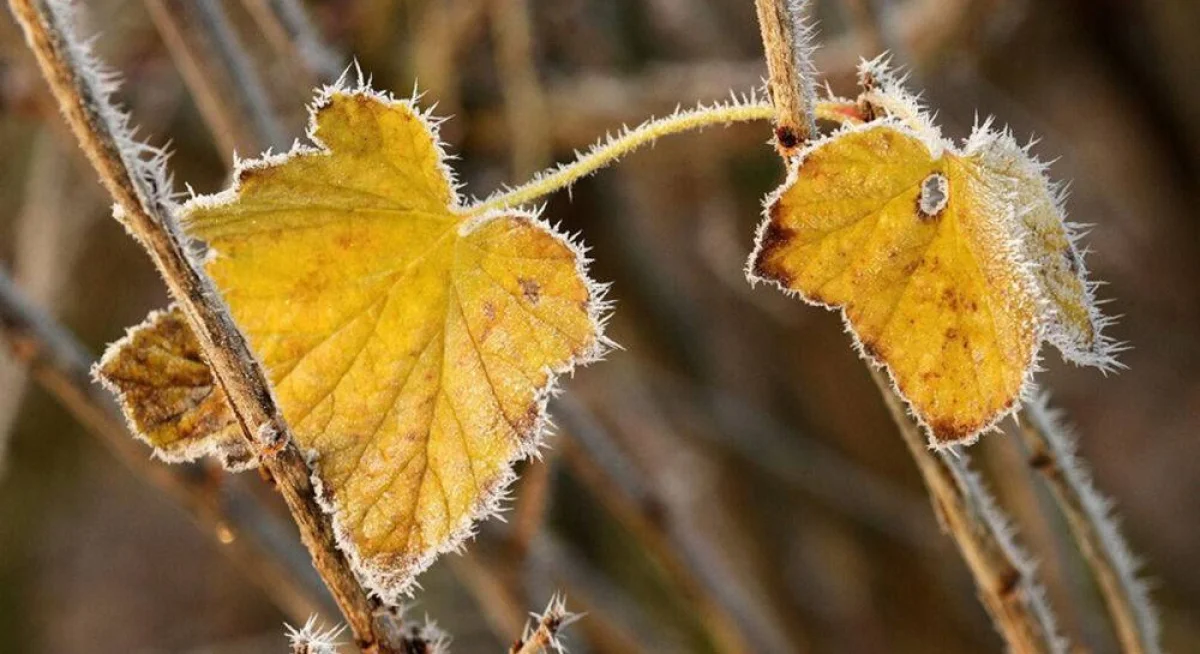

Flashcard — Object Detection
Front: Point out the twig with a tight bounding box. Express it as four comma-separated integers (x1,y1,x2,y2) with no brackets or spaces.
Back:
240,0,343,83
487,0,551,179
0,269,330,624
143,0,287,154
509,594,581,654
465,0,969,155
647,364,940,554
447,550,529,643
191,0,287,149
410,0,489,125
1016,395,1161,654
509,453,555,560
7,2,399,650
142,0,250,155
553,395,795,654
530,533,674,652
753,0,818,152
870,369,1063,653
0,133,97,475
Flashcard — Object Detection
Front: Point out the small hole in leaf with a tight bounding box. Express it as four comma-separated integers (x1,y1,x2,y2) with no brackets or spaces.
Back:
918,173,949,220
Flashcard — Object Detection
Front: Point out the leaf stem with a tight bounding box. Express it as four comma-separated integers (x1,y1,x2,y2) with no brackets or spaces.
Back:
870,369,1064,653
7,1,398,650
1016,396,1160,654
463,100,774,216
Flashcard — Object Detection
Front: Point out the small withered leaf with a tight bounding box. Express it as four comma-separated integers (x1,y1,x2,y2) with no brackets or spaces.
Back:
95,305,254,469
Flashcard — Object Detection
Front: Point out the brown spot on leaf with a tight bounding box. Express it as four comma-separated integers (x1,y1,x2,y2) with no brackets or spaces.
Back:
860,339,881,361
927,415,982,443
518,277,541,304
752,212,796,286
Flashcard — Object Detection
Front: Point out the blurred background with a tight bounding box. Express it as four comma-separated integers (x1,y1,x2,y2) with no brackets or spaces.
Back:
0,0,1197,652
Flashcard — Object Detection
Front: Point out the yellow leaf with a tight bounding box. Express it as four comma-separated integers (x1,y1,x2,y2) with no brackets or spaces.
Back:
749,123,1038,443
95,306,254,470
749,58,1114,445
179,87,606,596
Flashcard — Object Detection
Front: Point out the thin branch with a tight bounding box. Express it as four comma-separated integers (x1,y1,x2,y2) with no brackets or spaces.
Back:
647,363,941,554
142,0,250,155
0,132,97,475
487,0,551,179
870,369,1064,653
191,0,287,149
509,594,581,654
241,0,344,84
508,452,555,560
529,533,673,652
553,395,796,654
143,0,287,154
1016,395,1161,654
0,269,330,625
464,99,774,216
447,550,529,644
753,0,818,152
7,2,399,650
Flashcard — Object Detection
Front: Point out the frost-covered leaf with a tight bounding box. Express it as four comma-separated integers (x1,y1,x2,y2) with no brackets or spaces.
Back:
174,84,607,598
968,130,1116,366
748,59,1115,445
95,306,254,470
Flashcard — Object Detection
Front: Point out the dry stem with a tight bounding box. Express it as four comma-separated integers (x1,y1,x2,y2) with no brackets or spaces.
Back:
554,396,793,653
870,370,1061,653
241,0,344,84
509,595,578,654
754,0,817,153
1017,398,1160,654
144,0,286,154
488,0,551,179
7,1,397,650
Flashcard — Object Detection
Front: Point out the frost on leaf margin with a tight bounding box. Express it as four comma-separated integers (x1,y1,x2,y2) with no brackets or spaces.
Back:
747,57,1117,446
175,75,610,601
94,305,255,470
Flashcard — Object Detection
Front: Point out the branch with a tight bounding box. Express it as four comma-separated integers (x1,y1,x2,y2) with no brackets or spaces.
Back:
7,1,399,650
753,0,818,152
143,0,286,154
240,0,344,84
553,396,795,654
870,369,1064,653
1017,395,1161,654
0,269,330,624
487,0,551,180
509,595,581,654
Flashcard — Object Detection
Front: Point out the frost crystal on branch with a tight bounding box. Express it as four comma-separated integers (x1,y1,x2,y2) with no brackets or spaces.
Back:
287,616,346,654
